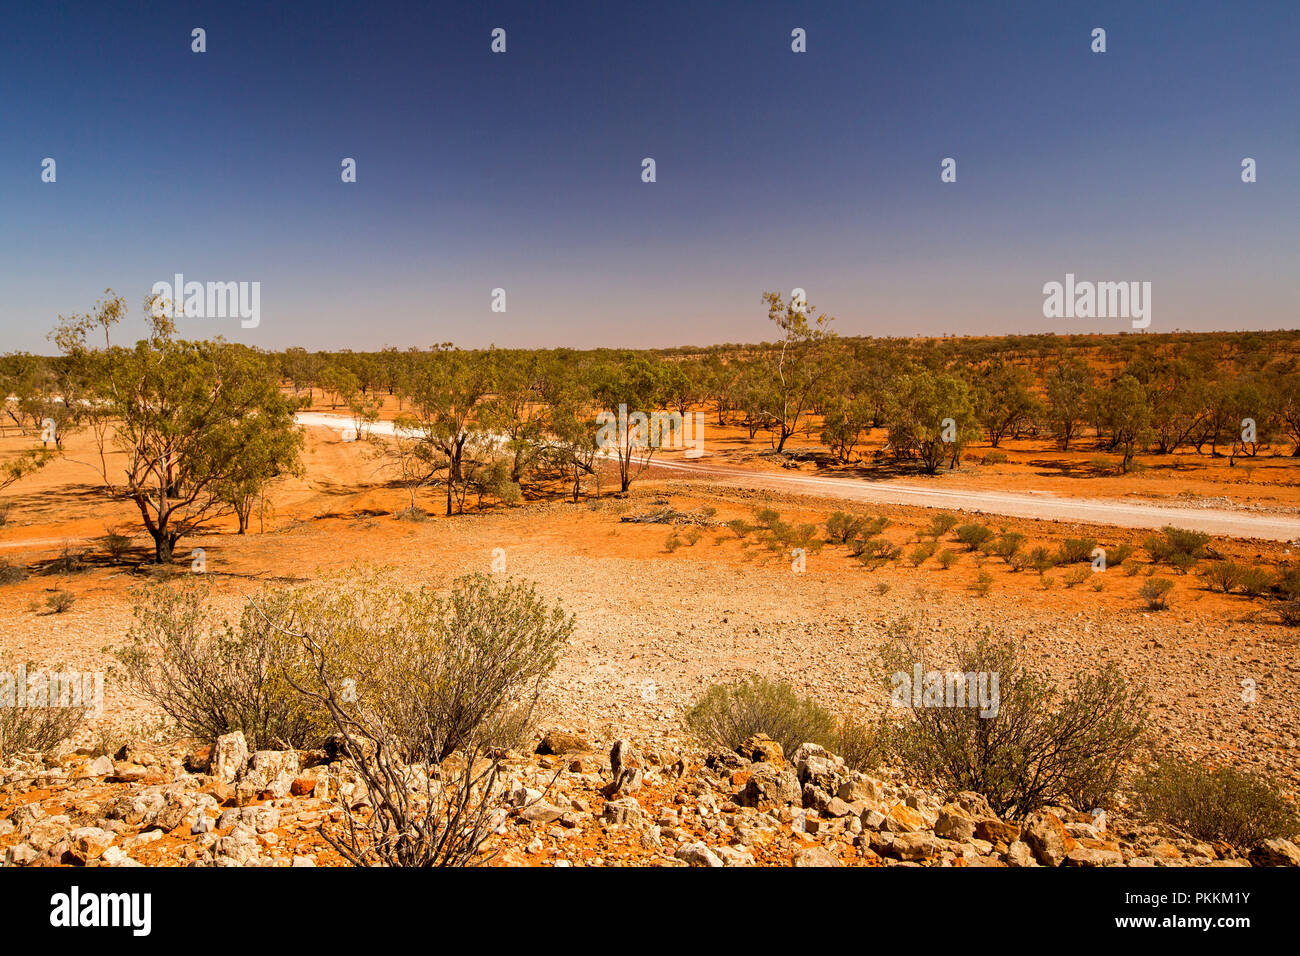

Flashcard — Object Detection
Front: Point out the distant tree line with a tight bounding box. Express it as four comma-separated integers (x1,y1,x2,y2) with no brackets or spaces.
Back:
3,291,1299,561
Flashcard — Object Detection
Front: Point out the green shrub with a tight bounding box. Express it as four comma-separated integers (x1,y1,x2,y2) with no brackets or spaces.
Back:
972,570,994,596
879,632,1147,818
1272,564,1300,600
937,549,958,570
825,511,860,543
954,523,993,551
684,676,836,760
989,532,1026,563
854,538,901,567
1133,758,1298,848
926,512,959,539
1027,546,1057,573
725,519,753,539
1145,526,1210,566
115,569,572,756
1063,567,1089,588
1238,566,1273,598
908,541,938,567
1107,543,1134,567
981,449,1008,465
1056,537,1097,564
1201,561,1245,593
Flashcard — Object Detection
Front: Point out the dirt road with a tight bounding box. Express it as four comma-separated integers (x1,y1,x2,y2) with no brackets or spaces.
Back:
298,413,1300,542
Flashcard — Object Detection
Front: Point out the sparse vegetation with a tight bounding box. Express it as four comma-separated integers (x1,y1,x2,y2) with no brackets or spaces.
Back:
685,676,837,760
925,512,959,539
879,631,1148,818
954,523,993,551
908,541,938,567
1139,577,1175,610
1133,758,1298,848
1056,537,1097,564
0,665,88,758
45,590,75,614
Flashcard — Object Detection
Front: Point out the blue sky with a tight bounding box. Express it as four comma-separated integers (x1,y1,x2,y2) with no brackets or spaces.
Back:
1,0,1296,352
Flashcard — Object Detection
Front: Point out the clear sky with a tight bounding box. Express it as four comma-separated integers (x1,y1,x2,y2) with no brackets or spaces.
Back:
1,0,1296,352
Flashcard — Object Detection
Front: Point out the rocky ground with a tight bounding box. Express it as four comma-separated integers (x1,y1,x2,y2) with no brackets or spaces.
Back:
3,728,1298,868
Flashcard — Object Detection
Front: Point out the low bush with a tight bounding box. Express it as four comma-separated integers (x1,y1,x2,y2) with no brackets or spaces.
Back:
926,512,959,539
1139,577,1175,610
1106,543,1135,568
834,715,881,773
1145,526,1210,567
1027,546,1057,574
908,541,938,567
45,590,75,614
685,676,836,760
0,661,88,758
879,631,1147,818
1238,565,1273,598
1063,567,1089,588
101,530,134,564
853,538,901,567
1056,537,1097,564
954,523,993,551
989,532,1026,563
1133,758,1298,848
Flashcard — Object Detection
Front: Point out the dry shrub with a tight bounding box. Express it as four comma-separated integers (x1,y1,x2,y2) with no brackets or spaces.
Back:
1133,758,1298,848
279,570,573,866
685,676,836,760
0,560,28,585
908,541,938,566
101,530,134,563
1140,577,1175,610
1144,526,1210,571
834,715,882,773
878,629,1147,818
0,661,89,759
1201,561,1245,593
45,590,75,614
114,578,327,750
926,512,959,539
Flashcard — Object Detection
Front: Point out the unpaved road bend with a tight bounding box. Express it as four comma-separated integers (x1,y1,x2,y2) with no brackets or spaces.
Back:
297,413,1300,543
